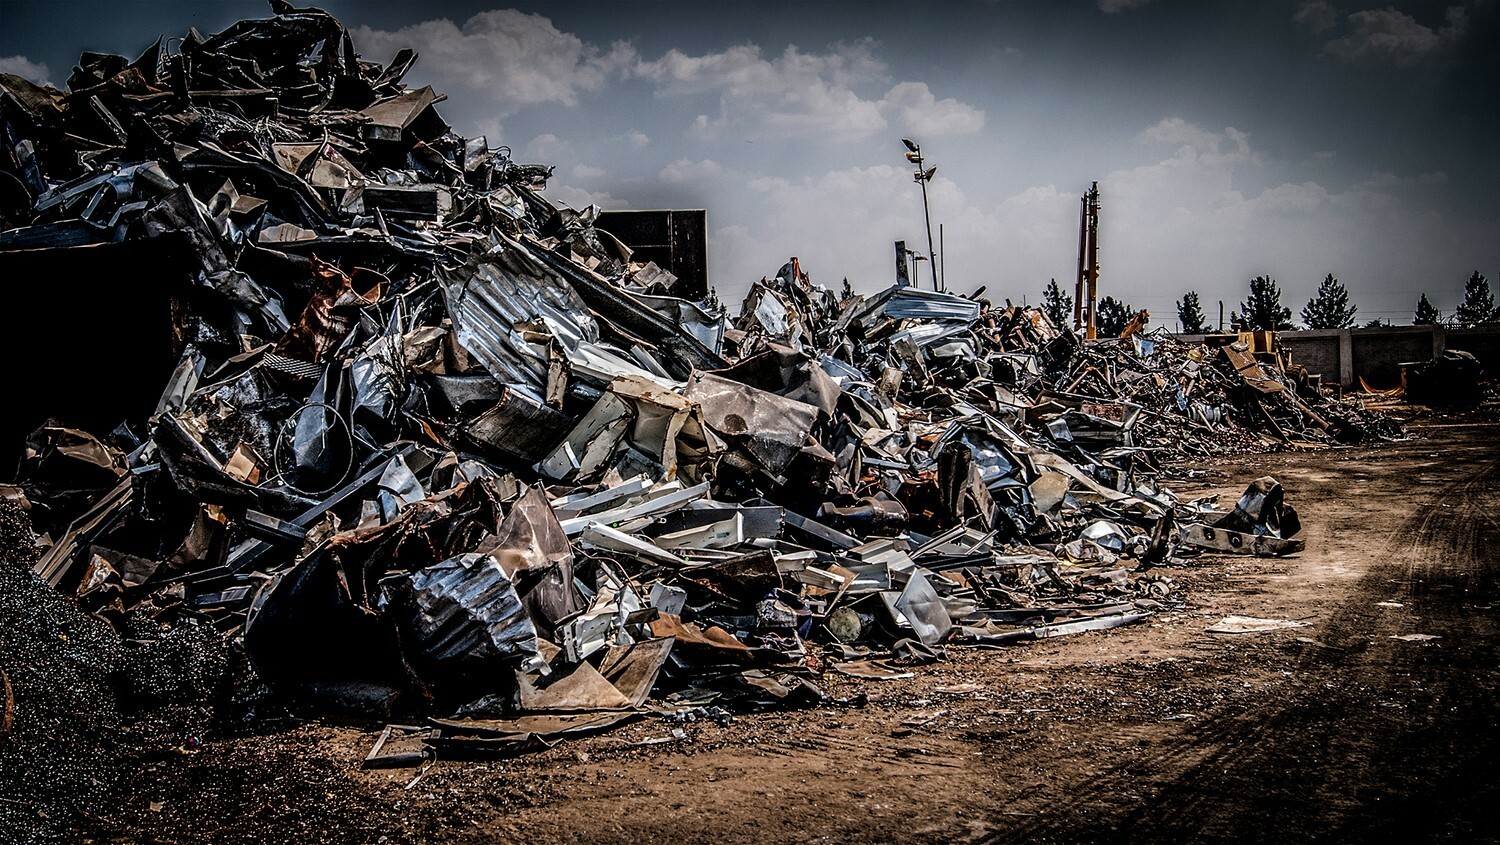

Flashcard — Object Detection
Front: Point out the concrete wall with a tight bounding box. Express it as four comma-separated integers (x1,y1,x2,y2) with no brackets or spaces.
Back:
1176,325,1499,388
1350,327,1439,388
1278,330,1345,385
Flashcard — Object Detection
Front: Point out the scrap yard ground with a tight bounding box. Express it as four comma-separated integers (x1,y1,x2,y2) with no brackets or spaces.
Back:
70,411,1499,845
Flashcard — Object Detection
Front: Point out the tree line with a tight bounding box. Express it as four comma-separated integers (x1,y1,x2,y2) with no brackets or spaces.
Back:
1039,272,1499,336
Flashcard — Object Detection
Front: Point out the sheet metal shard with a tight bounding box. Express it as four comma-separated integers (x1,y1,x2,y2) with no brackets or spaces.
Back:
1206,616,1312,634
518,660,634,712
430,711,641,753
598,637,675,708
686,371,819,476
487,485,572,574
831,660,915,681
1179,524,1305,557
895,570,953,646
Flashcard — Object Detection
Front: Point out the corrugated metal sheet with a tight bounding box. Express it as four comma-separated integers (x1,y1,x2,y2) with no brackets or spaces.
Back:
402,552,540,669
859,286,981,325
441,237,598,391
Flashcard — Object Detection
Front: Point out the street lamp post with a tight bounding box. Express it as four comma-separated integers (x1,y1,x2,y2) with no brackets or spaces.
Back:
902,138,939,292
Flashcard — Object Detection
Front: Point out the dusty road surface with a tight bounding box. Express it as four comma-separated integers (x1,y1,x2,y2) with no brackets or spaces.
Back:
82,416,1500,845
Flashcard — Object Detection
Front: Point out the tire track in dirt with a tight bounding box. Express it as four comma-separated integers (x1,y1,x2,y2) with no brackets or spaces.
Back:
982,433,1500,844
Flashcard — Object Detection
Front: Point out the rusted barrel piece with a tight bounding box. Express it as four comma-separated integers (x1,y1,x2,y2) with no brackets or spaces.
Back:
0,667,13,746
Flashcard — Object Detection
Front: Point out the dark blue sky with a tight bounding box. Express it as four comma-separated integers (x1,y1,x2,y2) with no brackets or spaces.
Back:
3,0,1496,323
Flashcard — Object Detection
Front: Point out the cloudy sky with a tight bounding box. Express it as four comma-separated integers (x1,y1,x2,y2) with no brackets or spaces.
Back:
4,0,1497,326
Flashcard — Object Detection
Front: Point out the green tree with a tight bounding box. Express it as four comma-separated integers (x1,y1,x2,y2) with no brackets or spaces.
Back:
1300,274,1357,329
1413,293,1441,326
1363,317,1391,328
1041,278,1072,329
1454,271,1496,327
1176,290,1209,333
1239,275,1295,330
1096,295,1134,336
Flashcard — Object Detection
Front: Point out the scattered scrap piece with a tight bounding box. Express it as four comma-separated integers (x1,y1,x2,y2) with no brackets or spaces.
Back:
1206,616,1313,634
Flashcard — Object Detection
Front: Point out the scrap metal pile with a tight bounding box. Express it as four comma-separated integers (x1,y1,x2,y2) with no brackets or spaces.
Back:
1014,331,1402,459
1,5,1339,756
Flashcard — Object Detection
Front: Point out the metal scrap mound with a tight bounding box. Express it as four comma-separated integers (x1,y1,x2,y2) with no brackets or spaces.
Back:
0,2,1383,769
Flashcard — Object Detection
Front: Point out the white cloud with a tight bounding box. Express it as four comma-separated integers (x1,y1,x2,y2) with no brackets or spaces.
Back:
702,115,1481,326
635,41,981,141
544,183,627,211
659,158,725,184
571,164,606,180
878,82,985,136
723,164,920,298
1137,116,1219,147
1098,0,1153,12
1301,148,1337,167
636,40,884,96
1082,120,1468,321
1353,170,1449,190
0,55,51,86
357,14,980,144
352,11,635,115
1293,0,1338,34
523,133,572,162
1322,5,1467,66
473,118,505,144
1137,117,1260,167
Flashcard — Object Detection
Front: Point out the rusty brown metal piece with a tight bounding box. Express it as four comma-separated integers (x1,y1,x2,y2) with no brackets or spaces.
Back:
276,260,386,363
1,666,13,746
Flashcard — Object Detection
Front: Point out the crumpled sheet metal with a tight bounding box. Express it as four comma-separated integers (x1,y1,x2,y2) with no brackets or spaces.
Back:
1178,476,1305,556
1214,476,1301,539
711,344,842,419
541,376,717,485
486,485,573,574
396,553,543,676
686,371,820,477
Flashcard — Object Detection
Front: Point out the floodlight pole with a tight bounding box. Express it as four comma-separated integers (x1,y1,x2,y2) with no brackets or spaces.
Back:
918,167,938,292
902,139,940,292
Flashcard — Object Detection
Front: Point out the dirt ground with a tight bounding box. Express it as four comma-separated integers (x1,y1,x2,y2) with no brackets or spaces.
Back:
55,413,1500,845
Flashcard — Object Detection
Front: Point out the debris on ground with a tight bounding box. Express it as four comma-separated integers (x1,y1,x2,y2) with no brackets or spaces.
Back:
1403,349,1484,408
0,2,1393,782
1205,615,1313,634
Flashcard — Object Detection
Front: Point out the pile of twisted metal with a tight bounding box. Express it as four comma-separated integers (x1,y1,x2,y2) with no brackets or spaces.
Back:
0,3,1396,760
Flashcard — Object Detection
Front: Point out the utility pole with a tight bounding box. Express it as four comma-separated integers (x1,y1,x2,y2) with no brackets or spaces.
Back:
901,138,939,291
1074,194,1086,331
1074,181,1100,338
939,223,945,291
